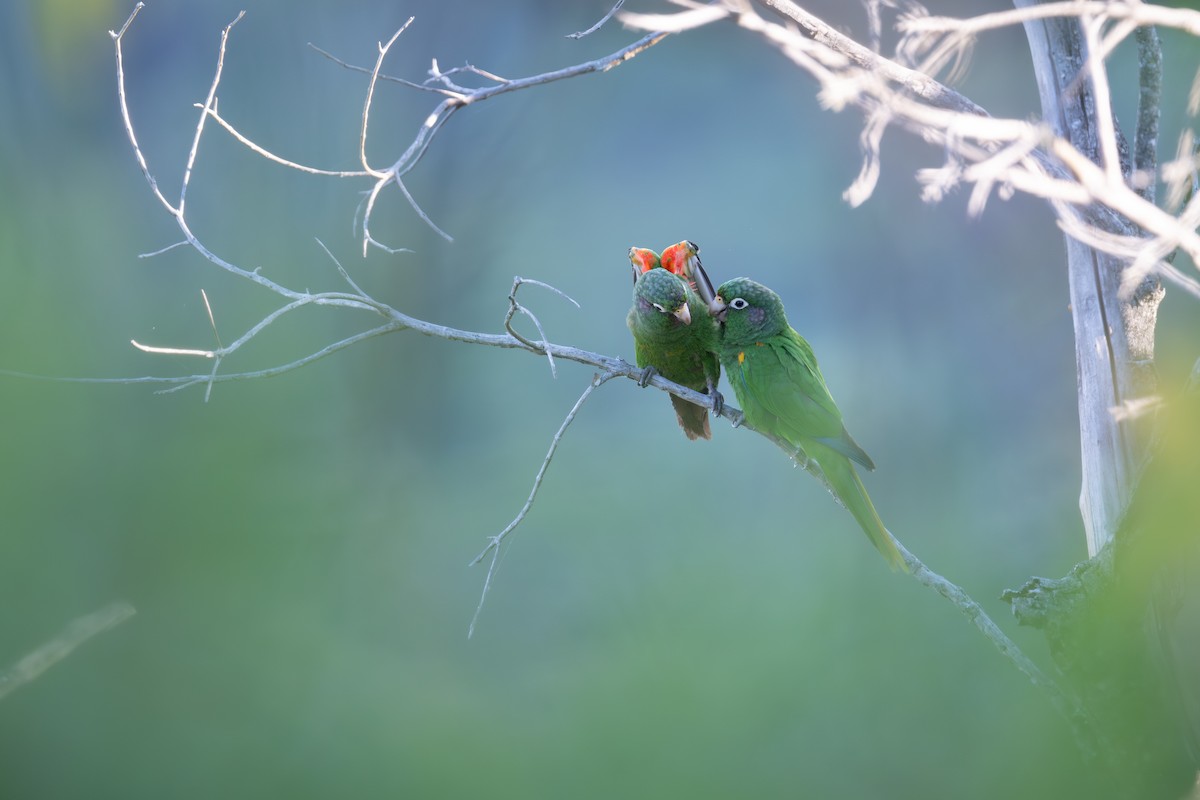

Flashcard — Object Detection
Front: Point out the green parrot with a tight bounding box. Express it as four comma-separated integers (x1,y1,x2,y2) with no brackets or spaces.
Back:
626,246,722,441
710,277,907,571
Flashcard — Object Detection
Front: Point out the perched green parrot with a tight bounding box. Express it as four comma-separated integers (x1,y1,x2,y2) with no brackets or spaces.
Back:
626,246,722,441
710,277,907,571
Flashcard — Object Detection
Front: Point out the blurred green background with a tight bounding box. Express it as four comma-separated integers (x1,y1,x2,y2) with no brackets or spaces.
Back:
2,1,1198,797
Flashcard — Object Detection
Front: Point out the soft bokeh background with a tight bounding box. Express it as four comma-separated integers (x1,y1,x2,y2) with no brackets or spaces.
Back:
2,1,1198,797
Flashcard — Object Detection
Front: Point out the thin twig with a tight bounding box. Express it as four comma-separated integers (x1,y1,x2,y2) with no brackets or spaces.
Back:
468,372,618,638
316,238,369,297
360,19,413,178
139,240,190,259
200,290,222,350
199,290,223,401
178,11,245,217
308,43,460,96
110,3,175,215
202,107,372,177
152,323,405,394
130,340,215,358
567,0,624,39
394,175,452,243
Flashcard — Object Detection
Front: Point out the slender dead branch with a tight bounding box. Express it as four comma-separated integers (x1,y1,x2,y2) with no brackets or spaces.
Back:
0,602,136,702
567,0,625,39
178,11,245,217
468,372,619,638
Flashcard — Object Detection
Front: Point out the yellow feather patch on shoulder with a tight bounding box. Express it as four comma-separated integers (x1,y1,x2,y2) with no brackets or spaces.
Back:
737,351,745,365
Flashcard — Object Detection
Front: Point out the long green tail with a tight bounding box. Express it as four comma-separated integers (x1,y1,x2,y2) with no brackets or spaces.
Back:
811,443,908,573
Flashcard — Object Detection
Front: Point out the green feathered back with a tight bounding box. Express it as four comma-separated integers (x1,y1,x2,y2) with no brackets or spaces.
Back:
714,277,906,571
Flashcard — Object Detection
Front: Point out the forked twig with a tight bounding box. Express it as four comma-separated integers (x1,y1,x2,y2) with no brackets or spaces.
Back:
504,277,581,378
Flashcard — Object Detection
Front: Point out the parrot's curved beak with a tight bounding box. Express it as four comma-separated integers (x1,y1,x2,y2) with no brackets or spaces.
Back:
709,295,727,323
673,302,692,325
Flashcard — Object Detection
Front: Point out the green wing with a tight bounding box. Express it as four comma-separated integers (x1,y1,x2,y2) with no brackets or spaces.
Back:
738,329,875,470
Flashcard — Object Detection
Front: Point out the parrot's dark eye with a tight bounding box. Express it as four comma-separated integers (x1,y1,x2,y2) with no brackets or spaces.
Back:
651,302,667,313
730,298,749,310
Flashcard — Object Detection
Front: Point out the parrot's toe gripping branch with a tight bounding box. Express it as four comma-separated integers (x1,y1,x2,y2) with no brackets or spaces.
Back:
637,365,659,388
709,389,724,417
728,408,745,428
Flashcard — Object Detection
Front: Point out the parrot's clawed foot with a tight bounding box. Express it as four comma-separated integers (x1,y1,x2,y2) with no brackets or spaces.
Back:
729,409,745,428
709,389,725,417
637,365,658,388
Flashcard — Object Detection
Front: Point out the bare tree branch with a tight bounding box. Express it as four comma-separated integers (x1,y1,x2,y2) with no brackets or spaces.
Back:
297,23,668,254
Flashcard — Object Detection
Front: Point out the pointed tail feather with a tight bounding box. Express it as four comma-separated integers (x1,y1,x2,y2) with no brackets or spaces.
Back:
670,394,711,441
813,445,908,572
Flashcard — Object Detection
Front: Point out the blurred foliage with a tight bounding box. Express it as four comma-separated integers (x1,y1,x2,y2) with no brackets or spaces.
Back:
0,1,1198,798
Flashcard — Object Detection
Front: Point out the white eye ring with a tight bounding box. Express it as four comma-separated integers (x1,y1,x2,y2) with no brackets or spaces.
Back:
729,298,749,310
651,302,667,313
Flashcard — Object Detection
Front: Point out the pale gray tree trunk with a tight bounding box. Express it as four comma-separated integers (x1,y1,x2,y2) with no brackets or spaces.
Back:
1007,3,1199,797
